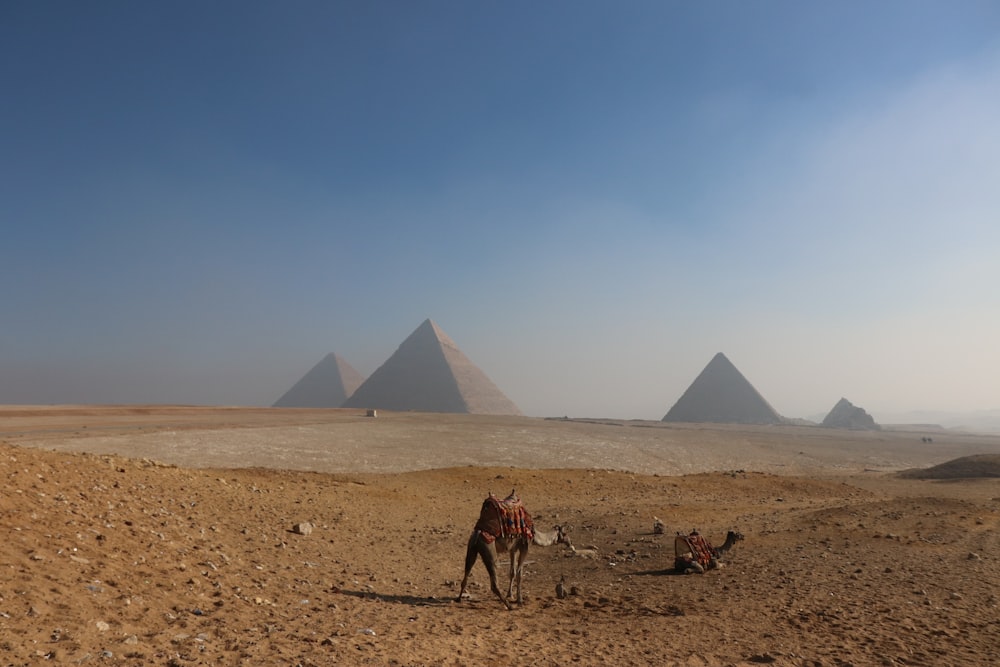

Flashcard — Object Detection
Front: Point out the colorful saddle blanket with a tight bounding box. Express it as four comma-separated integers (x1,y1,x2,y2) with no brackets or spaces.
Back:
674,531,717,569
474,491,534,543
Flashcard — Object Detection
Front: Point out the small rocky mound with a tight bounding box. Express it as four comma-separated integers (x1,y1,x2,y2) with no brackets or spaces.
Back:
899,454,1000,479
822,398,880,430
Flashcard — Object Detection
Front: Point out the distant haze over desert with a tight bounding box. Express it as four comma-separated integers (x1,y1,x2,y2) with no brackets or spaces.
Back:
268,323,1000,433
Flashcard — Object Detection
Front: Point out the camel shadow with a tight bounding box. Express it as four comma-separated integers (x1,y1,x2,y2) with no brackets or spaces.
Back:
334,588,452,607
632,567,684,577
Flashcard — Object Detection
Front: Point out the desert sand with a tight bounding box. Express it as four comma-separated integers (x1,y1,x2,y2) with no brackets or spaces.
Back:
2,406,999,666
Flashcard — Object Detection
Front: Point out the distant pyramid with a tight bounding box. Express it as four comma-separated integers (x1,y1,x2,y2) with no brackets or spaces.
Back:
273,353,365,408
662,352,783,424
822,397,880,430
342,319,521,415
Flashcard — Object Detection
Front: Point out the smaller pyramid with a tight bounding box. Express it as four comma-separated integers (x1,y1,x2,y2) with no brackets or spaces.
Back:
662,352,783,425
822,398,880,430
273,353,365,408
342,319,521,415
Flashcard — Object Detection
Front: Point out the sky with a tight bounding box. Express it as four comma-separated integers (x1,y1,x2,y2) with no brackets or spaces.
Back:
2,1,1000,422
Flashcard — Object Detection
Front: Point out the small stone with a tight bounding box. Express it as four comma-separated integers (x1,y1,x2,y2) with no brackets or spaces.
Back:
293,522,314,536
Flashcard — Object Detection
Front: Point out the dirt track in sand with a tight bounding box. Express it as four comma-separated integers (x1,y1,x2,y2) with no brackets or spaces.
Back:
2,406,1000,666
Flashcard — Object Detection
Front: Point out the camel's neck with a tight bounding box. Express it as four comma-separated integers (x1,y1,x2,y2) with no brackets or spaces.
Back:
532,528,561,547
716,534,736,555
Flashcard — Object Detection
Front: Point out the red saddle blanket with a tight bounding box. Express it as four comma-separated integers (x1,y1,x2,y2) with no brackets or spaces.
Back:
474,491,534,543
675,531,717,568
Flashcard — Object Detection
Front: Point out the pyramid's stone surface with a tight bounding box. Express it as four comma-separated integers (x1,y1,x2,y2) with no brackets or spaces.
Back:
342,319,521,415
662,352,783,424
273,353,364,408
822,397,880,430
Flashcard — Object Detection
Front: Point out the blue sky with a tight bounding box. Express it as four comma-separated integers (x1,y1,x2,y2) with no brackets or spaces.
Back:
2,1,999,421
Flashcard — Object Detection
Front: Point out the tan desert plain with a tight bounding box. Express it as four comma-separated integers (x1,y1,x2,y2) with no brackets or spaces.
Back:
1,405,999,666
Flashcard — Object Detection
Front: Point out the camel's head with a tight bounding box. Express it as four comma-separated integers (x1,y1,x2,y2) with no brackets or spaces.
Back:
727,530,745,543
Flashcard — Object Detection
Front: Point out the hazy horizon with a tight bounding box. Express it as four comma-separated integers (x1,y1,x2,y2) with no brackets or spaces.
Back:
3,2,999,421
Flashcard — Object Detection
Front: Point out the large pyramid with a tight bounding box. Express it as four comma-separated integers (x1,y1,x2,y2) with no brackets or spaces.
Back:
273,353,365,408
662,352,783,424
342,319,521,415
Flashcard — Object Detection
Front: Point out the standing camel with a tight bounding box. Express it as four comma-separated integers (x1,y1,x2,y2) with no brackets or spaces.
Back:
456,490,567,610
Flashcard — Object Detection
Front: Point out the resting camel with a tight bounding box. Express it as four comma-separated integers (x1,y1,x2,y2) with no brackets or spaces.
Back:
674,529,744,574
456,490,568,610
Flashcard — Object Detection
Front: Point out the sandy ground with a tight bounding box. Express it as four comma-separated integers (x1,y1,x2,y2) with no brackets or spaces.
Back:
2,406,999,666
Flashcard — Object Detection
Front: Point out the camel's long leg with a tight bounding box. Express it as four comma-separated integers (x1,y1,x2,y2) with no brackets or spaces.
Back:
457,533,512,610
479,542,512,610
506,542,517,600
455,534,480,603
511,539,528,605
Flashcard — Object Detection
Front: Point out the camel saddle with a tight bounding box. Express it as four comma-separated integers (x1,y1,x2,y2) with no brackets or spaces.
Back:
474,490,534,544
674,530,717,569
